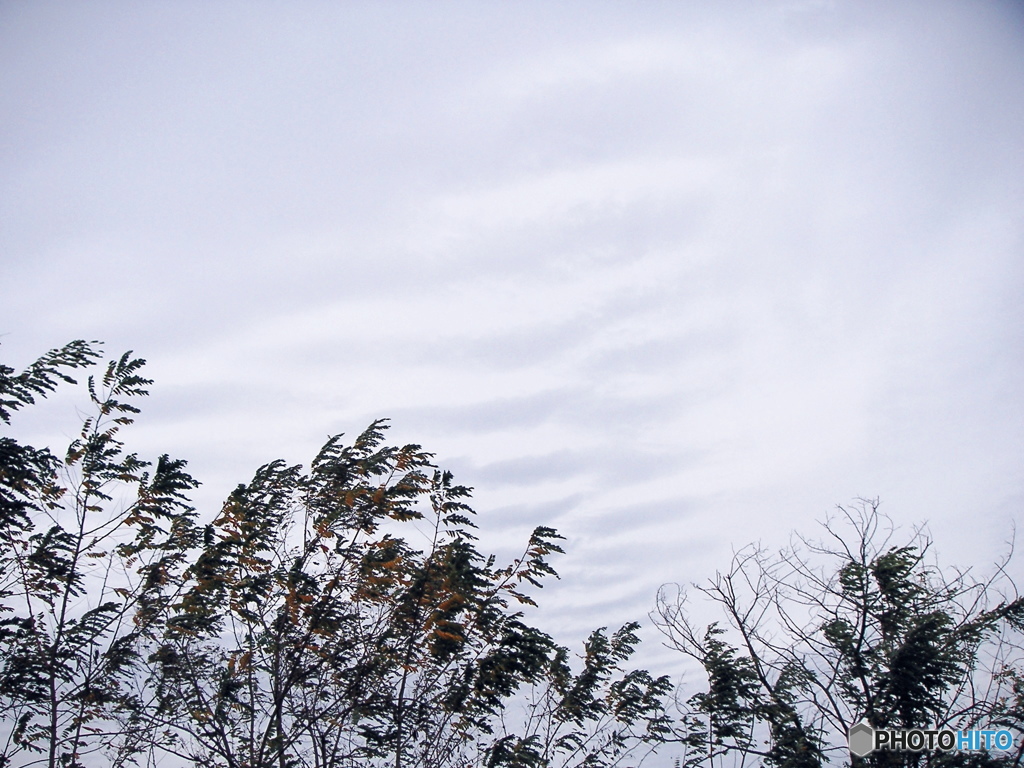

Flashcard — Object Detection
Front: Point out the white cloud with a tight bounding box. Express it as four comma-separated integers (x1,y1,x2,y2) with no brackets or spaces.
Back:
2,1,1022,693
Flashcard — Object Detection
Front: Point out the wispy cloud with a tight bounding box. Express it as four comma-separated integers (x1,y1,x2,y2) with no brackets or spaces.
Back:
2,0,1021,674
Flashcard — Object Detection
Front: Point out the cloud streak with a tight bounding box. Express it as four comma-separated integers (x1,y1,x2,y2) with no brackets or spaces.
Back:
2,0,1022,686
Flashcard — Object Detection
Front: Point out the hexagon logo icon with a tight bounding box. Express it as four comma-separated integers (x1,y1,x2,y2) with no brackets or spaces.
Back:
849,720,875,757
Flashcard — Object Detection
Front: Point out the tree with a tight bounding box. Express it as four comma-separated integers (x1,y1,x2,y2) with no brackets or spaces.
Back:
0,341,672,768
654,501,1024,768
139,420,673,768
0,341,200,767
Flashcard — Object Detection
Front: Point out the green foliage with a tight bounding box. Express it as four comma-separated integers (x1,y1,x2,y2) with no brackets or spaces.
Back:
0,341,200,767
656,502,1024,768
144,421,670,768
0,340,100,424
0,341,671,768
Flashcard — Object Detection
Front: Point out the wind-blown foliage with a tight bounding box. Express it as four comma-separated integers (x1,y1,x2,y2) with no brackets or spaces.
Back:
0,342,200,767
655,502,1024,768
0,341,671,768
141,420,672,768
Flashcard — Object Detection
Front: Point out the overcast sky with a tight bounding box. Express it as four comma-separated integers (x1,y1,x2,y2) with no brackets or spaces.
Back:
2,0,1023,683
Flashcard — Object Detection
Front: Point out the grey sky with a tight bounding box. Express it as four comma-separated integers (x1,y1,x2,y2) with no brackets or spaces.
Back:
2,0,1023,680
